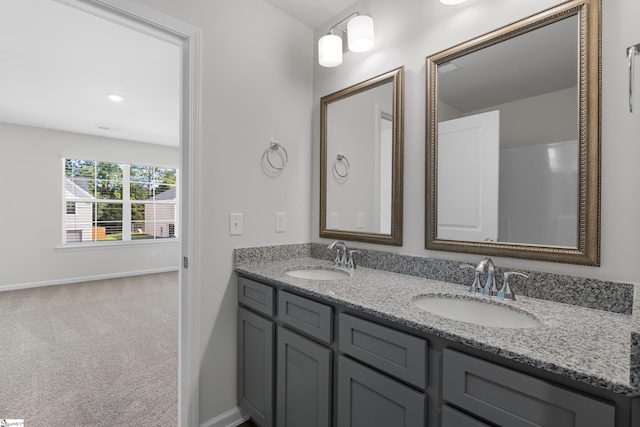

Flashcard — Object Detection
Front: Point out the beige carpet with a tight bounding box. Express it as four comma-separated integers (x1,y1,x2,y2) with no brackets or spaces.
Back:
0,272,178,426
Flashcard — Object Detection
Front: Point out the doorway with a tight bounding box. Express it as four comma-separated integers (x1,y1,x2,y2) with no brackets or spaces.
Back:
0,0,200,425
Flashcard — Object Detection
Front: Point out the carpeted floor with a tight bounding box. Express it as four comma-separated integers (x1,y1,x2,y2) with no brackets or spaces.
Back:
0,272,178,426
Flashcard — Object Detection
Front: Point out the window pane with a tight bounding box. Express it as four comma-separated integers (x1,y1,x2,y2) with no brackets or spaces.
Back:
96,180,123,200
66,202,76,214
65,178,95,198
155,184,176,201
130,181,153,200
96,162,123,181
65,159,95,178
131,222,154,240
155,167,177,185
95,203,123,221
65,200,93,243
130,164,154,182
93,222,123,241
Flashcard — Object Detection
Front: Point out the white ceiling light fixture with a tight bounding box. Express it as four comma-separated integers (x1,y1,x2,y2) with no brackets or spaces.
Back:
107,93,124,102
318,32,343,67
440,0,468,5
318,12,374,68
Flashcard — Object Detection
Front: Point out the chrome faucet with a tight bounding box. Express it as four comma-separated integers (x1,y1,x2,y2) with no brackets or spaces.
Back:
475,258,498,296
327,241,358,269
461,258,529,301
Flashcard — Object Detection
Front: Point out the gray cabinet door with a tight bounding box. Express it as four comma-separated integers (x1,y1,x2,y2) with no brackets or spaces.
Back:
337,356,426,427
277,327,332,427
443,349,615,427
238,307,274,427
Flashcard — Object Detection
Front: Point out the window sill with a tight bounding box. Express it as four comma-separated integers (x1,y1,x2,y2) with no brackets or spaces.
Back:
56,239,180,252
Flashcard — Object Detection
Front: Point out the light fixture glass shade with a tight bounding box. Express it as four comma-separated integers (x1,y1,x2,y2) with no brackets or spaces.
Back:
347,15,374,53
318,34,343,67
439,0,467,5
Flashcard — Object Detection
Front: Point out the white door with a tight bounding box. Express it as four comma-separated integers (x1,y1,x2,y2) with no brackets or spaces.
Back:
437,110,500,241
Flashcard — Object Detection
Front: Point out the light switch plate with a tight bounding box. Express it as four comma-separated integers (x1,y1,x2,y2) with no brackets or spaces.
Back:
275,212,286,233
229,213,243,236
357,212,365,229
330,212,339,229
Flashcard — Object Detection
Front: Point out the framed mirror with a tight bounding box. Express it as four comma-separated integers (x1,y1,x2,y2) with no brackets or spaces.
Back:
426,0,600,265
320,67,404,246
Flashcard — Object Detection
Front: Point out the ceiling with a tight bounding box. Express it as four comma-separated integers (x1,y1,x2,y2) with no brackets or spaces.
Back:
262,0,358,28
0,0,355,148
438,16,579,114
0,0,178,147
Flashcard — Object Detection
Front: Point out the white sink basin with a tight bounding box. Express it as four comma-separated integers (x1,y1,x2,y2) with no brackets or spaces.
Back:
412,296,540,329
285,267,351,280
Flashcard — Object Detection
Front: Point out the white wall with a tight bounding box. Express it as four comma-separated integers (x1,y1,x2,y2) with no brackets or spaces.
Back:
326,83,391,232
469,87,578,149
130,0,313,423
313,0,640,284
499,140,578,246
0,122,180,288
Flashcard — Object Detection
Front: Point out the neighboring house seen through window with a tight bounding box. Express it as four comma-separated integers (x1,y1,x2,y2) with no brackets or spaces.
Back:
64,159,178,244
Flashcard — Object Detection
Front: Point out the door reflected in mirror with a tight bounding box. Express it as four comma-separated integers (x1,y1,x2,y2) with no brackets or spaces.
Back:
320,67,404,246
426,0,600,265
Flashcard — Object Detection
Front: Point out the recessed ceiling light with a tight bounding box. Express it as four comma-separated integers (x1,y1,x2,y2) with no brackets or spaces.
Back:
440,0,467,5
108,93,124,102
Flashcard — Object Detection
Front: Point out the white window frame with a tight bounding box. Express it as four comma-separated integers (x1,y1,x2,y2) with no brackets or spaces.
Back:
62,158,179,246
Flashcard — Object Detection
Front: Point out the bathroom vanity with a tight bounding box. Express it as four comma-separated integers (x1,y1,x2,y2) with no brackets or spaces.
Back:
235,249,640,427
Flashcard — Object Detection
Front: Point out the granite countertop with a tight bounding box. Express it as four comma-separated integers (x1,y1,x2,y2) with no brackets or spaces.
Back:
235,256,637,397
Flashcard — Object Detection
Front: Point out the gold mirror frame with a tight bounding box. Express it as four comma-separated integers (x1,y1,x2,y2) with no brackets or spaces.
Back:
320,67,404,246
425,0,601,265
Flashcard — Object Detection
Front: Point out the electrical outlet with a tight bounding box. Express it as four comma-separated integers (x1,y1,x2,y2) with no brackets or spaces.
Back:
330,212,339,229
357,212,365,229
229,213,243,236
275,212,286,233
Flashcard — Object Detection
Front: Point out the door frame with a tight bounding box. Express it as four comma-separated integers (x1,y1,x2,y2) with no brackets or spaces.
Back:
55,1,202,425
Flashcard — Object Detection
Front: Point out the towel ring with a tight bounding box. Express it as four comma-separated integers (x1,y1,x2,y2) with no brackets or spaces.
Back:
333,154,350,178
266,142,288,170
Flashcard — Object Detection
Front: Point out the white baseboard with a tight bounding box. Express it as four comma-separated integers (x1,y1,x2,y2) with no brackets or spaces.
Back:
0,267,179,292
200,407,249,427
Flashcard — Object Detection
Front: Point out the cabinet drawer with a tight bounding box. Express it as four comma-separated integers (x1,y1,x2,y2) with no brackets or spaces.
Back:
443,349,615,427
238,276,275,317
442,406,489,427
339,313,427,390
278,291,332,344
337,355,426,427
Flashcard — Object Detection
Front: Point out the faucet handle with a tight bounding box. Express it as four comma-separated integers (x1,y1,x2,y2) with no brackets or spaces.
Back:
347,250,360,269
459,264,481,294
498,271,529,300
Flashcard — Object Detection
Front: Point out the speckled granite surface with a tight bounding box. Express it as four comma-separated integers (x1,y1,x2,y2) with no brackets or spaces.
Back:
234,244,639,396
310,244,634,315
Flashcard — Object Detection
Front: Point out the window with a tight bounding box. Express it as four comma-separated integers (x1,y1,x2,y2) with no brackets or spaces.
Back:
64,159,178,244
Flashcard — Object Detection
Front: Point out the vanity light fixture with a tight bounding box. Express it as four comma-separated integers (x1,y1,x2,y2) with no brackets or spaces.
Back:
439,0,468,5
107,93,124,102
318,12,374,68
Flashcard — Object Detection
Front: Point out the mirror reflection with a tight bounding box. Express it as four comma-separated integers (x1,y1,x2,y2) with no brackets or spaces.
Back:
426,0,601,265
437,16,578,247
320,67,404,246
